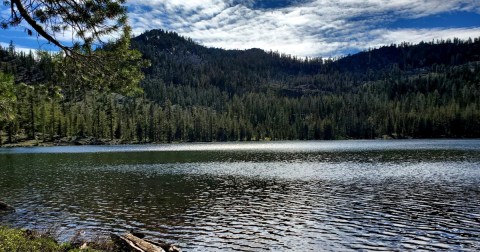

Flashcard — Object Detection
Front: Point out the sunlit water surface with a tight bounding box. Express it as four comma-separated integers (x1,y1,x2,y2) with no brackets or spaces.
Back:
1,140,480,251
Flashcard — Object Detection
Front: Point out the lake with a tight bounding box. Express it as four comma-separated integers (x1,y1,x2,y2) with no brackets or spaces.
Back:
1,140,480,251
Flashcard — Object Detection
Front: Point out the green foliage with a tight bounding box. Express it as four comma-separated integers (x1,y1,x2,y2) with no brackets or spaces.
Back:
0,72,16,123
56,26,149,98
0,226,105,251
0,226,72,252
1,1,144,99
0,45,56,86
2,0,127,58
1,33,480,144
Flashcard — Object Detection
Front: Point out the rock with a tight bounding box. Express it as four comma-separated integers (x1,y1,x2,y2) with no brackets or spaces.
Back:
80,243,89,250
72,137,107,146
23,229,35,240
0,201,15,212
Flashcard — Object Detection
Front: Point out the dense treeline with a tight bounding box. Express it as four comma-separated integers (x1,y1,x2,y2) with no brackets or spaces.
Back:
1,31,480,145
333,38,480,73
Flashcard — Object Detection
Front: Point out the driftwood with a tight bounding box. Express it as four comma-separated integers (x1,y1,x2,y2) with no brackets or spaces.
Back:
0,201,15,212
112,232,181,252
144,238,181,252
111,232,182,252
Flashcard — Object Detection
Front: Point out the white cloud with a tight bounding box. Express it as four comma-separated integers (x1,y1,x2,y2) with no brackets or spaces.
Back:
0,42,40,54
380,27,480,45
2,0,480,57
125,0,480,57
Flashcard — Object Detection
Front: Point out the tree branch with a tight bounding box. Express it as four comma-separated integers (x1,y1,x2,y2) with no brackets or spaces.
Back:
11,0,71,55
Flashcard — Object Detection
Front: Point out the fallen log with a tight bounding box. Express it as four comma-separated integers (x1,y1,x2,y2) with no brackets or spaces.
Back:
144,239,181,252
111,233,165,252
0,201,15,212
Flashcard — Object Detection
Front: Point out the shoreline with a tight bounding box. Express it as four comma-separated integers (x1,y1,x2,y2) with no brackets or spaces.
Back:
0,225,109,251
1,135,478,148
0,136,175,148
0,225,180,252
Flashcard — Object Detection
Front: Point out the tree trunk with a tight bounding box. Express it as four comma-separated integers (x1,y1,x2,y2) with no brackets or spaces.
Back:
111,233,165,252
50,100,55,141
30,96,35,139
7,122,13,143
109,104,114,141
42,103,46,142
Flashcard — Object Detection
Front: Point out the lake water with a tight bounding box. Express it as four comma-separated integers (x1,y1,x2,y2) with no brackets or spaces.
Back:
1,140,480,251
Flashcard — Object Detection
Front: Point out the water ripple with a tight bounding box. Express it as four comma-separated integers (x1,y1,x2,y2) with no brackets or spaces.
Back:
1,142,480,251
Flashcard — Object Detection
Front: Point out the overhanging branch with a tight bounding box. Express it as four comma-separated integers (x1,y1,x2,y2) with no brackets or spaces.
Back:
11,0,72,56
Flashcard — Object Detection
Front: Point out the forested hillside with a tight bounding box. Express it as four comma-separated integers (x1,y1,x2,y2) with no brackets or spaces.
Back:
1,30,480,145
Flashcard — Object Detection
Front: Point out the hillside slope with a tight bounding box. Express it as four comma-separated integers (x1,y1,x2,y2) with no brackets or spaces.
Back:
1,31,479,144
129,30,480,139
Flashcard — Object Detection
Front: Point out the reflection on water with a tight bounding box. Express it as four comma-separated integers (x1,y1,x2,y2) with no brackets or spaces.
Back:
1,139,480,154
1,140,480,251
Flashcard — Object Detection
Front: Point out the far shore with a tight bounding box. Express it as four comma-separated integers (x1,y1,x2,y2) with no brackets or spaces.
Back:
2,135,474,149
0,136,173,148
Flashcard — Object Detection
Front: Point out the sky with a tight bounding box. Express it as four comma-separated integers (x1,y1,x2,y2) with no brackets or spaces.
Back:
1,0,480,58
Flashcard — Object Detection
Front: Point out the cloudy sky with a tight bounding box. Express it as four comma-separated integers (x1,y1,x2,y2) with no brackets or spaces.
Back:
1,0,480,57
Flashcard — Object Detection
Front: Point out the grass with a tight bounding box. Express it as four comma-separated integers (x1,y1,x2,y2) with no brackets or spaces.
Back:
0,226,103,252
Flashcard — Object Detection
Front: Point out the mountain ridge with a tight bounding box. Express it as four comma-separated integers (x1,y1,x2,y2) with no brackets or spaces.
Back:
1,29,480,144
132,29,480,98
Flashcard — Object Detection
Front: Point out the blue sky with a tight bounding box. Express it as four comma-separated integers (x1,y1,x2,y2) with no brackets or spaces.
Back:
1,0,480,57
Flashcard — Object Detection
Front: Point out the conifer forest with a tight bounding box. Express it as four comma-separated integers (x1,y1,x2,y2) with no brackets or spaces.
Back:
1,30,480,144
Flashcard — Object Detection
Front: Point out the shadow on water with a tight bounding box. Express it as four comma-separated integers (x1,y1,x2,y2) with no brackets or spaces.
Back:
1,140,480,251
